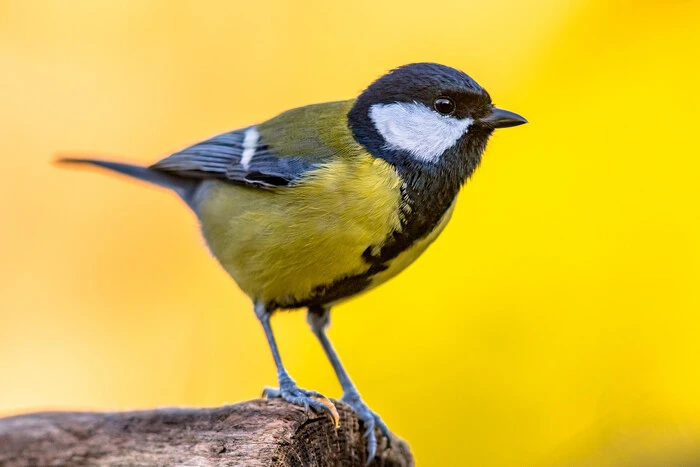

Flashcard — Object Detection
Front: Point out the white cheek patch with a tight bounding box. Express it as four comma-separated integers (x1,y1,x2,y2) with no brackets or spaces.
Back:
369,102,473,163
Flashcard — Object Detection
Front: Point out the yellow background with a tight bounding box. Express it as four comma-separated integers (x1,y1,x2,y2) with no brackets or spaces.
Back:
1,1,699,465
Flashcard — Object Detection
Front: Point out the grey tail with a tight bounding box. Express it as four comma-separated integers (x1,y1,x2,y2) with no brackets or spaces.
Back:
58,158,199,209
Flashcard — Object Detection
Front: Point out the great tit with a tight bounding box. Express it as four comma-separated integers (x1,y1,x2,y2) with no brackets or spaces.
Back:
61,62,526,462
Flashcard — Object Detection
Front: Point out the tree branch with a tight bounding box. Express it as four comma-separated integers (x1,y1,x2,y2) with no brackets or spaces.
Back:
0,399,413,466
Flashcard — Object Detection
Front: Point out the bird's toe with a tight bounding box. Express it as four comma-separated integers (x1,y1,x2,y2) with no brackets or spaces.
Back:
341,391,391,463
263,384,339,427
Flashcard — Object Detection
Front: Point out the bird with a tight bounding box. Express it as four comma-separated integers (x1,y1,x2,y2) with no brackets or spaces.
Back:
60,62,526,462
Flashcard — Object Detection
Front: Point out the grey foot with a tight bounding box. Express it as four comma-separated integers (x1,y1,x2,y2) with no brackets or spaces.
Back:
263,378,339,426
342,390,391,463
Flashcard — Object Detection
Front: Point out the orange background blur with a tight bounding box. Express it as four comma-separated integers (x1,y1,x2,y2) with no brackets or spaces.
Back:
1,1,699,465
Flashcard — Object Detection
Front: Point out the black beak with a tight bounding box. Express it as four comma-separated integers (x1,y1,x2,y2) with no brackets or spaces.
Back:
482,107,528,128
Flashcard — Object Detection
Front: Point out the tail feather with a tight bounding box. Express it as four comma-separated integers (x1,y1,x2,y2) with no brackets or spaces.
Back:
58,158,199,208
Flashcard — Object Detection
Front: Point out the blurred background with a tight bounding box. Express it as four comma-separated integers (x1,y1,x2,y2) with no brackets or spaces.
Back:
1,0,699,465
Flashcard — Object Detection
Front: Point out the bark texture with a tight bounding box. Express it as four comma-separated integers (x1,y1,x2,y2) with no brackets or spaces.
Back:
0,399,413,467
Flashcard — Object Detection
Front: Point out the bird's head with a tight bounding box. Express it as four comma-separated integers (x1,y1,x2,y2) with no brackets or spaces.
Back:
348,63,526,184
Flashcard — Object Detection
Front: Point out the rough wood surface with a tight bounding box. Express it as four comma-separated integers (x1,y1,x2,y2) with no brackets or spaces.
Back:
0,399,413,467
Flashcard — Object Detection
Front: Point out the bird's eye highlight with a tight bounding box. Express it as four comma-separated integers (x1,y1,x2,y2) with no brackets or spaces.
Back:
433,97,456,115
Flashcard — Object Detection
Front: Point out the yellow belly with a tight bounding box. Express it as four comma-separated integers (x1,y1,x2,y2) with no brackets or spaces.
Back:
195,155,404,306
195,152,456,307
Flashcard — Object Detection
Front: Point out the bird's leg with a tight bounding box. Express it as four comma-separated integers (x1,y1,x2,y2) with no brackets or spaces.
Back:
307,306,391,462
255,303,338,425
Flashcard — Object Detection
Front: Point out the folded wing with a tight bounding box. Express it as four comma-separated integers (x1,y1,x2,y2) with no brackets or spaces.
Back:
151,126,318,188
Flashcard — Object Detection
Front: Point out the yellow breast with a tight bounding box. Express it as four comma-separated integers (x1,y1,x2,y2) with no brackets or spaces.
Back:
196,154,404,306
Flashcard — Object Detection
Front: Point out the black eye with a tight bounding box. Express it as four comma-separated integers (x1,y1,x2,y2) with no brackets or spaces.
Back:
433,97,456,115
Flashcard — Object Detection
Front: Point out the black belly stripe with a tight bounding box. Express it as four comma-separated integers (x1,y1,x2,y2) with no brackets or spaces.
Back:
277,180,453,309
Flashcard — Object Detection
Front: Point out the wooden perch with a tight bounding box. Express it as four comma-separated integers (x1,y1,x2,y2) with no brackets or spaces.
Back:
0,398,413,466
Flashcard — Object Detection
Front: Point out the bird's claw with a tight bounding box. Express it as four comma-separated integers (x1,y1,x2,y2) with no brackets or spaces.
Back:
263,384,339,427
341,390,391,464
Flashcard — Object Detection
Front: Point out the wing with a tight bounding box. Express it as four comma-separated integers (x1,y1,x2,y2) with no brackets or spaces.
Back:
150,100,359,189
150,126,317,189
